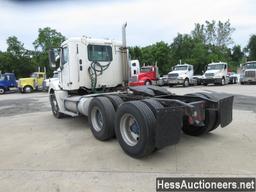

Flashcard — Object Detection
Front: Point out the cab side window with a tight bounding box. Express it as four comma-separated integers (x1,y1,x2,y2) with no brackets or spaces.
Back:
88,45,112,62
62,47,69,65
39,74,44,78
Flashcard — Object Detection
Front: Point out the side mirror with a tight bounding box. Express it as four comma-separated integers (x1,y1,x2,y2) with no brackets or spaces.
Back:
48,49,56,68
224,65,227,69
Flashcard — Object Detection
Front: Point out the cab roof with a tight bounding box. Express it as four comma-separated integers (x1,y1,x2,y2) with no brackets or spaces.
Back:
61,37,122,47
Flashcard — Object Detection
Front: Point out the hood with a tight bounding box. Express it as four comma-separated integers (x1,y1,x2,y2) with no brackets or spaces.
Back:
168,70,187,75
244,69,256,72
205,69,221,74
19,77,36,81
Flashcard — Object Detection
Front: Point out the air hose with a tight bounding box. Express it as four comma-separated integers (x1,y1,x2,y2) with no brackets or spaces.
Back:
88,61,111,92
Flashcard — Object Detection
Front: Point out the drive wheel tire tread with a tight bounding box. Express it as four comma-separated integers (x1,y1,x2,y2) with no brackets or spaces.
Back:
142,99,164,117
115,101,156,158
88,97,115,141
105,95,124,111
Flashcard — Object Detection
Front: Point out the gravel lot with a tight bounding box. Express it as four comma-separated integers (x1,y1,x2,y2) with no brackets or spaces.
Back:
0,84,255,192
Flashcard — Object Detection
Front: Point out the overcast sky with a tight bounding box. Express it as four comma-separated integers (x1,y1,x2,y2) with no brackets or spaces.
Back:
1,0,256,51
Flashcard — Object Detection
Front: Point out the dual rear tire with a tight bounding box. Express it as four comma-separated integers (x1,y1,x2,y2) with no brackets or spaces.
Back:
88,96,163,158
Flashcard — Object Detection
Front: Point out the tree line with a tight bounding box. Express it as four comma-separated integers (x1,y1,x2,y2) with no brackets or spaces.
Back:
0,27,65,78
0,20,256,78
130,20,256,75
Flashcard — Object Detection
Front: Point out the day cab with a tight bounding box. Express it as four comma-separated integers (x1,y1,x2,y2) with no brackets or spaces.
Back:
128,65,159,86
18,72,46,93
202,62,229,86
0,73,17,94
240,61,256,84
168,64,194,87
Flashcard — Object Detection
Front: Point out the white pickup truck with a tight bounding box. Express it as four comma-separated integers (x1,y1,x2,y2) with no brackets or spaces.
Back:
168,64,195,87
202,62,229,86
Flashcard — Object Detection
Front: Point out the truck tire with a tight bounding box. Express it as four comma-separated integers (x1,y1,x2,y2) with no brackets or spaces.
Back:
145,80,151,86
88,97,115,141
182,93,219,136
0,87,5,94
115,101,156,158
23,86,33,93
105,95,124,111
221,77,225,86
50,92,64,119
142,99,163,117
183,78,189,87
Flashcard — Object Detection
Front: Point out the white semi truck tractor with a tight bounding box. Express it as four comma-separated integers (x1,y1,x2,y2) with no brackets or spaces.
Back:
168,64,195,87
202,62,229,86
240,61,256,84
48,24,234,158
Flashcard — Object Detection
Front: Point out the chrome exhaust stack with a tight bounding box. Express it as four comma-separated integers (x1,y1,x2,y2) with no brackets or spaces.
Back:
121,22,129,85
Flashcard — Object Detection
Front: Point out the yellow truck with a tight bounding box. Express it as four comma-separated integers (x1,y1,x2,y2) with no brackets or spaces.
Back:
18,72,46,93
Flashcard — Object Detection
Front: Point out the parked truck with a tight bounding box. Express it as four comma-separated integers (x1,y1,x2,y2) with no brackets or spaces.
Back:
128,65,159,86
202,62,229,86
18,72,46,93
0,73,17,94
48,24,234,158
240,61,256,84
168,64,195,87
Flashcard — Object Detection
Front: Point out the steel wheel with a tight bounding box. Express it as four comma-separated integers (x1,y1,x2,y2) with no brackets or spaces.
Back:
145,80,151,86
24,86,32,93
91,106,104,132
50,93,64,118
0,88,5,94
221,78,225,86
183,79,189,87
120,113,140,146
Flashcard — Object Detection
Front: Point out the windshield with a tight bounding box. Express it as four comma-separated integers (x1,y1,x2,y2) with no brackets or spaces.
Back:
244,62,256,69
140,67,152,72
207,64,225,70
52,73,58,78
31,73,37,78
174,66,188,71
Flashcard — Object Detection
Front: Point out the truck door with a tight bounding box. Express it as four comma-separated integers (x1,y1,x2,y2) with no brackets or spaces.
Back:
60,46,70,90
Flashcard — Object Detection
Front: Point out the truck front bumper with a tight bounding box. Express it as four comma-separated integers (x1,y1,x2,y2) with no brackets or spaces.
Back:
202,78,222,84
128,81,145,86
168,78,184,85
241,77,256,83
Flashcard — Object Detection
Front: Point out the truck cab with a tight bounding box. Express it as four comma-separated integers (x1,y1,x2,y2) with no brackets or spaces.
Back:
168,64,194,87
128,65,158,86
0,73,17,94
18,72,46,93
202,62,228,86
240,61,256,84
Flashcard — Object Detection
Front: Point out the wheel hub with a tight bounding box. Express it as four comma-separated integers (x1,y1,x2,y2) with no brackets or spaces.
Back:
91,107,104,132
120,113,140,146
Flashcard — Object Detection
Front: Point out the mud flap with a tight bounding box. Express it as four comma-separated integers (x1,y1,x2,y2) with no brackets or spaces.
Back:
219,96,234,127
155,107,183,149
